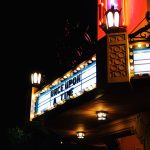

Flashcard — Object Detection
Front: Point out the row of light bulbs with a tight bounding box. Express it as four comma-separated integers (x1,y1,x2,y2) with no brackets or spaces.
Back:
44,54,96,91
31,54,96,97
129,42,150,77
31,54,97,116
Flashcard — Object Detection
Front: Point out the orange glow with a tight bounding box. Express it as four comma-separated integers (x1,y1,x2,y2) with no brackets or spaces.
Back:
97,0,107,40
99,20,102,25
126,0,147,34
121,0,126,26
77,131,85,139
118,135,143,150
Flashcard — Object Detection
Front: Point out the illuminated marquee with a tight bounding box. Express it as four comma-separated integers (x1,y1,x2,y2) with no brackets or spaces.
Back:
33,57,96,115
133,48,150,75
130,44,150,77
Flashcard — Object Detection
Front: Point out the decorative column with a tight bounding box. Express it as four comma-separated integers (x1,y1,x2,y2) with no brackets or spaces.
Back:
30,86,39,121
107,31,130,83
30,72,41,121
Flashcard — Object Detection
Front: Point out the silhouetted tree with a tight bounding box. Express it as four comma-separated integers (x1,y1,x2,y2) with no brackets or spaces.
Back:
56,19,96,71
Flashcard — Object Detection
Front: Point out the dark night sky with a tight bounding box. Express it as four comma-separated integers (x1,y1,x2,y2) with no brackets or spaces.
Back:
3,1,96,128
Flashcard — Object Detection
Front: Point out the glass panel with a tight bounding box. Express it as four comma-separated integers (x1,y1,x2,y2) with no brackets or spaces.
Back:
107,12,113,27
114,12,119,27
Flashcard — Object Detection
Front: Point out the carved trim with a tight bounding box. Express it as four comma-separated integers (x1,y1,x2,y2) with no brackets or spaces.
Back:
129,24,150,43
107,32,130,83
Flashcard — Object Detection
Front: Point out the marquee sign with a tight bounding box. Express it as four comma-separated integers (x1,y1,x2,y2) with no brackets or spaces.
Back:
130,45,150,77
133,48,150,75
30,56,96,118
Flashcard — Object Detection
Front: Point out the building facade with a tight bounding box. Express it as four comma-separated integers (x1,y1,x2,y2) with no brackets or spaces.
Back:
29,0,150,149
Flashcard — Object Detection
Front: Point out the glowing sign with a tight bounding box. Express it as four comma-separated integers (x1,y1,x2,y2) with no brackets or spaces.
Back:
35,61,96,114
133,48,150,75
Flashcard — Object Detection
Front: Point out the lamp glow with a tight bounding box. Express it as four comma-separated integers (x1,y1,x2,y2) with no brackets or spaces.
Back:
31,72,41,85
96,111,107,120
77,131,85,139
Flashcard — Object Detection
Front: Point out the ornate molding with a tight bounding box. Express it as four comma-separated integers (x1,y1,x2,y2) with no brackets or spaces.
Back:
129,24,150,43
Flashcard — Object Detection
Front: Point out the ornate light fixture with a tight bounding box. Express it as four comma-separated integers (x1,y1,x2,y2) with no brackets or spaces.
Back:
100,2,126,33
96,111,107,120
76,131,85,139
31,72,41,85
105,5,120,29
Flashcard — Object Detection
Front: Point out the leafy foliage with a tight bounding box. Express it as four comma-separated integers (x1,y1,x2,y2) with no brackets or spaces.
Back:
7,127,31,145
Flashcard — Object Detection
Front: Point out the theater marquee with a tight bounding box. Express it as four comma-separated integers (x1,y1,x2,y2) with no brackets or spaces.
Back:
30,55,96,119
